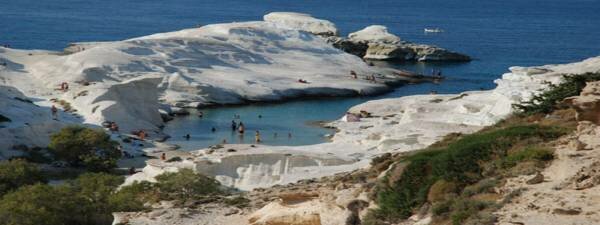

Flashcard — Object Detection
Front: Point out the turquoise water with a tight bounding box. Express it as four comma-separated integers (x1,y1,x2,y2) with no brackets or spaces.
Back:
162,75,474,150
2,0,600,150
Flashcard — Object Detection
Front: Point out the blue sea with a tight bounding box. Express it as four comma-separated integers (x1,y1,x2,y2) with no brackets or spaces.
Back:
2,0,600,150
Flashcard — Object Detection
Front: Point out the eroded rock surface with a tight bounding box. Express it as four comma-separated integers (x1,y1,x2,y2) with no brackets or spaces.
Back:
565,81,600,124
328,25,470,62
496,122,600,225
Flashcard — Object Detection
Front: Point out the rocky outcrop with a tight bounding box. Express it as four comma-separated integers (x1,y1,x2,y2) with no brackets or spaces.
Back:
0,85,75,152
64,75,165,135
496,115,600,225
565,81,600,124
264,12,338,37
327,25,470,62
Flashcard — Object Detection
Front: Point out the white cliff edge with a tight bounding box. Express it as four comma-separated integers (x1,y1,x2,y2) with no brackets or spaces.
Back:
126,56,600,191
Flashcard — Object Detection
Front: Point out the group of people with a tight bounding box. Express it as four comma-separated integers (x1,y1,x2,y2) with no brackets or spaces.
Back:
350,70,377,83
182,114,295,145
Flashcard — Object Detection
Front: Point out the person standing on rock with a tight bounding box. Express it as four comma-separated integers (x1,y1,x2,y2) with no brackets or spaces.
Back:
51,105,58,120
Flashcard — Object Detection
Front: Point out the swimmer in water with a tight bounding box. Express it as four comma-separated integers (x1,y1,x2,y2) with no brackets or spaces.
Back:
255,130,261,143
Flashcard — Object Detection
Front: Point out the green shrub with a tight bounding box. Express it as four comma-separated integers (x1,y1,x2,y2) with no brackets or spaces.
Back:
48,126,120,172
0,184,87,225
432,199,453,216
498,147,554,168
513,72,600,115
370,125,565,222
71,173,123,209
109,181,155,212
427,180,458,202
450,199,495,225
0,172,150,225
0,159,46,196
224,196,251,208
462,178,498,197
155,168,222,201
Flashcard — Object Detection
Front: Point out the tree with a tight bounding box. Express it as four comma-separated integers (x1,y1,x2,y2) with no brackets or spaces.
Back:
0,159,46,196
48,126,120,171
155,168,222,200
0,184,86,225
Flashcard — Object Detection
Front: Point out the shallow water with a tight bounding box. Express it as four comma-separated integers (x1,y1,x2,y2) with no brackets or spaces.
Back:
2,0,600,150
163,63,494,150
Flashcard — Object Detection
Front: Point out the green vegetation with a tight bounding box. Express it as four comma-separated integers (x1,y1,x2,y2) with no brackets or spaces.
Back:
0,168,226,225
513,72,600,115
109,181,155,212
0,184,85,225
364,123,567,225
0,159,46,196
497,147,553,169
224,196,251,208
154,168,223,200
0,173,131,225
48,126,121,172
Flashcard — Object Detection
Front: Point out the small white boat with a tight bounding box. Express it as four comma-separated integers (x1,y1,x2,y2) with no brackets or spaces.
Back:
424,28,444,33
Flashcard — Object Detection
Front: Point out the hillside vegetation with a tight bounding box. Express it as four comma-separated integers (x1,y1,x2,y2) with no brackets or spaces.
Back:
363,73,599,225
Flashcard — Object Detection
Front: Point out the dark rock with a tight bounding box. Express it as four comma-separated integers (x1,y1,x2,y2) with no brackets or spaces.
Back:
526,172,544,185
553,207,582,215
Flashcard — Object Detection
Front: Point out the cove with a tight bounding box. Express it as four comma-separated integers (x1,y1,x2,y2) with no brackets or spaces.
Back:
163,61,494,151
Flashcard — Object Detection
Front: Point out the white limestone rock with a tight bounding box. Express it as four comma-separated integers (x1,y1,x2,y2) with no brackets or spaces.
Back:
348,25,401,44
264,12,338,36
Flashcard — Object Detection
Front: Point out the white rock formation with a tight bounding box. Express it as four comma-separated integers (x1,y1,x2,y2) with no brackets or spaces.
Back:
0,85,72,157
348,25,401,44
66,75,165,133
0,46,166,149
1,13,411,150
264,12,338,36
130,56,600,191
330,25,470,61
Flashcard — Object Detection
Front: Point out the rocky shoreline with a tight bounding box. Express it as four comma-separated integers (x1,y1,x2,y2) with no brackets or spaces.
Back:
327,25,471,62
116,57,600,225
2,10,600,225
263,12,471,62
